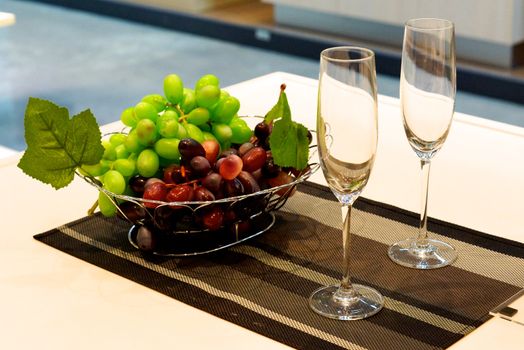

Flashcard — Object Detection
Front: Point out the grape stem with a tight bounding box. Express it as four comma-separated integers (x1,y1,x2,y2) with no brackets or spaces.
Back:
166,102,186,120
87,199,99,216
165,179,200,189
174,105,185,120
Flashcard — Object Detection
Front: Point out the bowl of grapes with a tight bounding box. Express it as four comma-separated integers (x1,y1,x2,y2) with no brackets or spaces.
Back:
77,74,317,257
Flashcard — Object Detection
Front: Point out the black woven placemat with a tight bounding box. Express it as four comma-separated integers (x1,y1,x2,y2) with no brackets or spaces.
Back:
34,182,524,350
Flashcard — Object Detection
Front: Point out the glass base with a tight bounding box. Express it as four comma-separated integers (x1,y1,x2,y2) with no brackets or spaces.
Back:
388,238,457,269
309,284,384,320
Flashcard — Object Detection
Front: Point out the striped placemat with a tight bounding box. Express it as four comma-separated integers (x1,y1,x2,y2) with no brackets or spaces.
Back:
34,182,524,350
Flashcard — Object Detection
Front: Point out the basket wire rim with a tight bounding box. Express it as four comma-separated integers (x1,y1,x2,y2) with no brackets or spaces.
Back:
80,161,319,207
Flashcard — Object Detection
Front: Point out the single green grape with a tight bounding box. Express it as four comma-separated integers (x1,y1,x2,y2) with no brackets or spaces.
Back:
141,94,167,112
100,159,114,169
230,118,253,144
196,85,220,108
211,123,233,143
185,123,205,143
103,170,126,194
136,118,158,146
81,161,110,177
110,133,127,147
114,144,130,159
202,131,218,142
209,90,229,115
176,123,188,139
137,149,160,177
124,129,145,154
113,158,136,177
98,191,117,217
156,110,179,138
134,101,158,122
212,96,240,124
229,115,245,126
164,74,184,104
195,74,220,90
200,123,211,132
102,140,117,160
186,107,210,126
154,138,181,160
180,88,197,113
120,107,138,128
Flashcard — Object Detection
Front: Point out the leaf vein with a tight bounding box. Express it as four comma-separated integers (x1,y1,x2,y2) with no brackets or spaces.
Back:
38,111,82,168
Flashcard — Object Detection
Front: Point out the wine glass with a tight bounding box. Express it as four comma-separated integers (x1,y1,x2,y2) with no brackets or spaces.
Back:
309,47,383,320
388,18,458,269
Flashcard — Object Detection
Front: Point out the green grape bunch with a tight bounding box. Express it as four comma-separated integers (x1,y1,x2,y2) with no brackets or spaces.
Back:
85,73,253,215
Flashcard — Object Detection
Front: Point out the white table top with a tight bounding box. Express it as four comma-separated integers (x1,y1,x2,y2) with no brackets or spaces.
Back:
0,12,15,27
1,72,523,349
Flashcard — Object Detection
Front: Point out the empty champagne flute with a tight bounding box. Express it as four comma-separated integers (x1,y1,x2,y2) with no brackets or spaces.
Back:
388,18,458,269
309,47,383,320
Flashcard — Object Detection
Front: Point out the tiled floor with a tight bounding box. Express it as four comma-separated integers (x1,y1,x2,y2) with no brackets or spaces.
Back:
1,0,523,152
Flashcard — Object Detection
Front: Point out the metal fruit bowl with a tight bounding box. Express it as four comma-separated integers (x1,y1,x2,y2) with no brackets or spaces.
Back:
80,150,319,257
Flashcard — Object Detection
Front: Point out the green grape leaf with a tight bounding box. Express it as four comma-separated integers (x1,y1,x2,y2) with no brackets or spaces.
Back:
267,89,309,170
269,119,309,170
18,98,104,189
264,85,291,124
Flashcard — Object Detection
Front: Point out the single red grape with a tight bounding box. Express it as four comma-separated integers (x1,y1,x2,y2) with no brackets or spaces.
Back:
238,142,255,157
129,175,148,194
136,225,156,252
201,139,220,164
178,138,205,161
117,201,147,224
237,171,260,194
145,177,164,189
224,178,244,197
262,157,281,178
219,148,238,158
219,154,243,180
142,182,168,208
193,186,216,201
153,205,177,231
267,171,296,196
190,156,212,177
254,122,270,141
166,185,194,209
200,206,224,231
242,147,267,172
202,172,223,194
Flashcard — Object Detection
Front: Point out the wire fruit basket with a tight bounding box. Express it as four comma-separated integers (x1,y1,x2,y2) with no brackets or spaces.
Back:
81,149,318,257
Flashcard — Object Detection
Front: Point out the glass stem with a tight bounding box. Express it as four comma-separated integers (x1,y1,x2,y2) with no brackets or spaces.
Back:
335,204,358,301
417,159,431,248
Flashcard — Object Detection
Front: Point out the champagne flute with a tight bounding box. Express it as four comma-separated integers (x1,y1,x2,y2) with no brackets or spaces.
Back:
388,18,458,269
309,47,383,320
